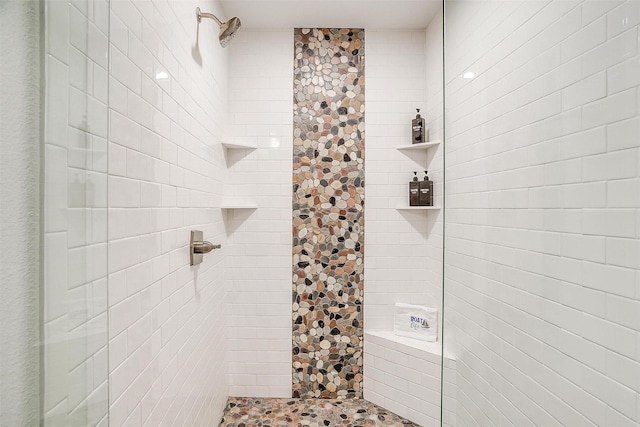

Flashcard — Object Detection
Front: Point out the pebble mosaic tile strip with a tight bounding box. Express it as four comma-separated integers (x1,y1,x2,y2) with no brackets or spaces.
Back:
219,397,419,426
292,28,366,399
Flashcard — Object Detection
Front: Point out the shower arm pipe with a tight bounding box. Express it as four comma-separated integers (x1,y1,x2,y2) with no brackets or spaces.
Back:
196,7,223,26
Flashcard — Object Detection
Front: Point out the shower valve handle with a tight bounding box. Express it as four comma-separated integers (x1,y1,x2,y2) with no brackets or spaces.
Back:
190,230,221,265
192,241,221,253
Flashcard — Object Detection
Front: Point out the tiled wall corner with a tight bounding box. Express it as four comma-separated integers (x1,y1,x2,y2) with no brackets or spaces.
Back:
364,26,443,334
226,29,293,398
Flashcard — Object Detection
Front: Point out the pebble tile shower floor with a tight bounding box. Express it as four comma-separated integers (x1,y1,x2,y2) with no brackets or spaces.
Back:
219,397,419,426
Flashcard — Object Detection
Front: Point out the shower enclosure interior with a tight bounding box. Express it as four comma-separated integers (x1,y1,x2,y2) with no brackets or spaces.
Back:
1,0,639,426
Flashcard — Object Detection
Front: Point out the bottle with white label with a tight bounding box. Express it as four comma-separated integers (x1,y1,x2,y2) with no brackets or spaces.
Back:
409,172,420,206
419,170,433,206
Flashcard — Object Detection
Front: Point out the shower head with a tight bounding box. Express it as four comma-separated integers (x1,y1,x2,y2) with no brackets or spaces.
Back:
196,7,241,48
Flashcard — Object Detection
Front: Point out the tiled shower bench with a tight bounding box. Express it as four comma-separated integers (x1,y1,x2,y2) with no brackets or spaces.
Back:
363,330,457,427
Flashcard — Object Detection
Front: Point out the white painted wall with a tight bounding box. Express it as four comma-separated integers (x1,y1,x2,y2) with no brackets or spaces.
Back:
107,0,230,424
0,1,41,425
443,1,640,426
226,29,293,397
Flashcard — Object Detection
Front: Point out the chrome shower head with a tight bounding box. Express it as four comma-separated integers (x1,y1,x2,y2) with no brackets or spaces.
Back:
218,16,241,47
196,7,242,48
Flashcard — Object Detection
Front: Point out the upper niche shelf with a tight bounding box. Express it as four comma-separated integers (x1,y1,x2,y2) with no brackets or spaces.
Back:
397,141,441,151
222,141,257,150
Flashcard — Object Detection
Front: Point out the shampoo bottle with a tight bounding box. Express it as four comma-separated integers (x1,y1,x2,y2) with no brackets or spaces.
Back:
412,109,428,144
419,170,434,206
409,172,420,206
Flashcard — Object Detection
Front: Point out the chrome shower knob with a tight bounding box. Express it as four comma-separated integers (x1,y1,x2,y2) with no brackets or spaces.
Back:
190,230,221,266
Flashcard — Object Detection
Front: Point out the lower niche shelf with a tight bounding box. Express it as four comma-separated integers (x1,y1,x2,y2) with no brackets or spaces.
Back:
220,204,258,210
221,141,257,151
396,205,441,210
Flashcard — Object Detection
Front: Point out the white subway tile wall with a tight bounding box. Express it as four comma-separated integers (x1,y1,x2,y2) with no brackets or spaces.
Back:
364,26,443,332
44,0,110,424
444,1,640,426
226,29,293,397
107,0,230,425
42,0,640,423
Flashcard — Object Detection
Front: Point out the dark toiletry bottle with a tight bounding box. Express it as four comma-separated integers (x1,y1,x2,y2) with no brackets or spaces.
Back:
412,109,427,144
419,170,434,206
409,172,420,206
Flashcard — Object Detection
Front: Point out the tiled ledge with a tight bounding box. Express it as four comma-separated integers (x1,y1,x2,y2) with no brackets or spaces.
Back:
365,330,456,361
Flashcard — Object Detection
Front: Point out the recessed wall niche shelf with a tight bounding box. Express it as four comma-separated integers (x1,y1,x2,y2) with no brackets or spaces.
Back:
221,140,258,215
221,141,258,151
220,203,257,234
396,140,440,151
220,203,258,210
396,205,441,211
